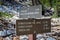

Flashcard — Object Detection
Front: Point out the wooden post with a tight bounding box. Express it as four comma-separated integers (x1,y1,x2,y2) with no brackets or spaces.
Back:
0,37,3,40
33,33,36,40
13,36,20,40
28,34,33,40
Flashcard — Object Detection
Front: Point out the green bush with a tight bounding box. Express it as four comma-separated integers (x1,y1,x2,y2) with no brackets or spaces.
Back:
0,12,13,18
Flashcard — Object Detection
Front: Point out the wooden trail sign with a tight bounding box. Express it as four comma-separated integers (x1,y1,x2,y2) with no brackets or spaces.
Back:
16,18,51,35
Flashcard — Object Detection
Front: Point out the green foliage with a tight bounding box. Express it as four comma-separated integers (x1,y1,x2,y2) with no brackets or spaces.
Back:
40,0,59,18
52,13,58,18
0,2,3,5
0,12,13,18
40,0,50,7
52,0,60,18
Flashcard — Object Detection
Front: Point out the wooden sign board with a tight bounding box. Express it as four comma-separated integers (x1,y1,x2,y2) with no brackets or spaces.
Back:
16,19,35,35
35,19,51,34
16,18,51,35
41,19,51,33
19,5,42,19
